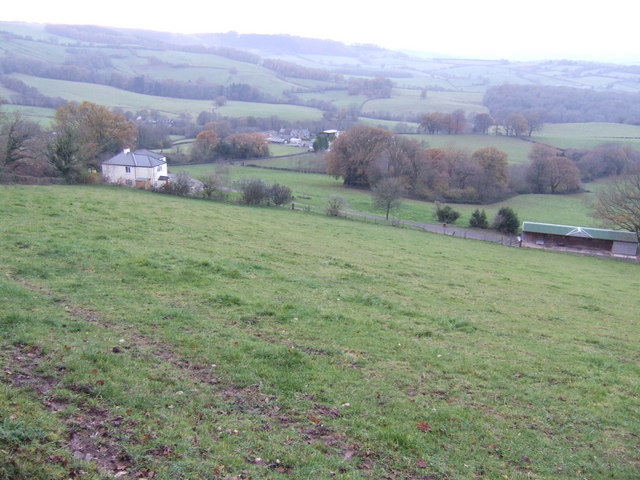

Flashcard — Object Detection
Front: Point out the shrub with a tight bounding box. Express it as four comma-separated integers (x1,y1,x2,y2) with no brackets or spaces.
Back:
160,172,192,196
469,209,489,229
199,170,229,201
435,204,460,224
326,195,347,216
240,178,269,205
492,207,520,234
269,183,293,206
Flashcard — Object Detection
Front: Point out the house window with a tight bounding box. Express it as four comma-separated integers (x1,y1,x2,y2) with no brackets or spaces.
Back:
157,165,162,172
125,166,131,173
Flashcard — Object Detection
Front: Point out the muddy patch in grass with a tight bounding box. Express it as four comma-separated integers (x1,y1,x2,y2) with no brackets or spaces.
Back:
2,343,139,478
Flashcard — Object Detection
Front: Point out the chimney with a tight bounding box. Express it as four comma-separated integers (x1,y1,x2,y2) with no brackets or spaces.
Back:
123,148,131,155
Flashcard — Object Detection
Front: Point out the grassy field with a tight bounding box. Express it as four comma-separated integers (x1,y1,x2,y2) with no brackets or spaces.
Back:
175,161,597,227
8,74,324,122
0,104,56,125
0,185,638,480
362,90,488,119
532,123,640,150
410,134,535,165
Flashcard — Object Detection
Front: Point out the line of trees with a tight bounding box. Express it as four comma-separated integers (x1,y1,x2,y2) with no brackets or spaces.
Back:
484,84,640,125
189,129,269,163
1,101,136,183
347,77,393,99
327,125,640,206
262,59,336,82
326,125,512,203
419,110,544,137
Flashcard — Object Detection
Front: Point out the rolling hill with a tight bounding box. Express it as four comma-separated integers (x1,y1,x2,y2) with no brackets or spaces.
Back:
2,20,640,126
0,184,638,479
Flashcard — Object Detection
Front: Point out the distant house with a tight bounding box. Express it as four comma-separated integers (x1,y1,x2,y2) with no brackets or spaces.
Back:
521,222,638,259
101,149,168,189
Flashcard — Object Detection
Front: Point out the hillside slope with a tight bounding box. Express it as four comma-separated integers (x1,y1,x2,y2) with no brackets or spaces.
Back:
1,185,638,479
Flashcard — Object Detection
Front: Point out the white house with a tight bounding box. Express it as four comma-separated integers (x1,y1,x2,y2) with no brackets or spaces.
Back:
101,149,168,189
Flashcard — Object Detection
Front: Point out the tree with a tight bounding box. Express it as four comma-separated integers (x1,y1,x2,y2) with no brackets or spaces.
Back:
53,101,137,168
46,126,81,181
472,113,494,135
591,173,640,234
190,130,220,163
369,135,423,189
526,145,581,194
472,146,509,201
574,144,638,181
492,207,520,234
473,147,508,186
419,112,451,134
326,125,392,187
450,109,467,134
222,133,269,159
435,204,460,224
372,177,406,220
0,114,42,166
546,156,581,194
504,113,528,137
312,133,330,152
526,144,558,193
523,110,545,137
469,209,489,229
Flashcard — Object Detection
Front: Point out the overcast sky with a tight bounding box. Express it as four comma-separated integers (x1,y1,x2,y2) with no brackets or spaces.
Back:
4,0,638,63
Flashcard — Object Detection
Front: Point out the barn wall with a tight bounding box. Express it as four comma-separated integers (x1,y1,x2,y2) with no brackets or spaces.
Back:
522,232,613,252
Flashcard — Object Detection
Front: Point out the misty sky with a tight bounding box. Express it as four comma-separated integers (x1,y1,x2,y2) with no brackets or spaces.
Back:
4,0,638,62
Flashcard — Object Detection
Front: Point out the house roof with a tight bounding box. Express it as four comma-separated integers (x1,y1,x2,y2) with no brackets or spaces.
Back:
522,222,638,243
102,149,166,168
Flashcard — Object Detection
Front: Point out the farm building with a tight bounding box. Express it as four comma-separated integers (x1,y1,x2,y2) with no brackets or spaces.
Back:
521,222,638,259
101,149,168,189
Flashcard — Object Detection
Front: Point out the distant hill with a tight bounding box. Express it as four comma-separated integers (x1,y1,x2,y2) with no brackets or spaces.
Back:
1,21,640,125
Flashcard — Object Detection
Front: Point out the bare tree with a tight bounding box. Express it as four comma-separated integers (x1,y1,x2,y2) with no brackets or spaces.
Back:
591,173,640,234
372,177,406,220
199,168,228,201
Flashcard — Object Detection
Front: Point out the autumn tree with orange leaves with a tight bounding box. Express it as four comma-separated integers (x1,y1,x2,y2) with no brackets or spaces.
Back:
52,101,137,169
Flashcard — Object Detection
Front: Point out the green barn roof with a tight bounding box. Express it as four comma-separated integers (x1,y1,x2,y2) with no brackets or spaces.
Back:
522,222,638,243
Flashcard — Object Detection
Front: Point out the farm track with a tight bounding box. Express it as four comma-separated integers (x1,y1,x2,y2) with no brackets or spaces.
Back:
342,210,517,246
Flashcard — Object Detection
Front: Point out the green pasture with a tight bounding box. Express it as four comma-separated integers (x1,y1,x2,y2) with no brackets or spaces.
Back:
533,123,640,149
411,133,534,164
252,152,326,171
434,64,526,87
7,74,324,121
131,59,300,98
0,22,80,45
361,89,488,117
0,104,56,125
0,36,70,63
175,162,596,227
267,144,313,157
296,90,369,110
393,75,454,91
0,185,637,480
